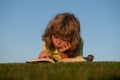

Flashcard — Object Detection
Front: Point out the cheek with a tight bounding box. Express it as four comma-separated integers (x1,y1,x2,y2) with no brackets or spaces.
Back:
52,37,56,44
52,40,56,45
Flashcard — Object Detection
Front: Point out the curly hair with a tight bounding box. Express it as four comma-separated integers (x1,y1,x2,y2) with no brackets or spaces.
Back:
42,12,83,57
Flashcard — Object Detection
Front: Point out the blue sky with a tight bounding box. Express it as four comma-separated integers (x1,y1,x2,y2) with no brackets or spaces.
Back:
0,0,120,63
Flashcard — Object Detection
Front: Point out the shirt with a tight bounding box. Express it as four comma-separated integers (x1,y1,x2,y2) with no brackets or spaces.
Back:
42,41,84,61
43,42,62,61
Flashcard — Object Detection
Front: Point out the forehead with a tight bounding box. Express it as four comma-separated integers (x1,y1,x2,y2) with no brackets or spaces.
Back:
52,34,71,41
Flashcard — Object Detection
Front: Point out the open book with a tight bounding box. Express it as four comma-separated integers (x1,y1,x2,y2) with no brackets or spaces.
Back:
26,56,86,63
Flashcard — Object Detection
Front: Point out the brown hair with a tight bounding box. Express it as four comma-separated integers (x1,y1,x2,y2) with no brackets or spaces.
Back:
42,12,83,57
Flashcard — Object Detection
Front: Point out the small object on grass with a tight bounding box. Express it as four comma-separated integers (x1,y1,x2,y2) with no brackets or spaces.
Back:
84,54,94,62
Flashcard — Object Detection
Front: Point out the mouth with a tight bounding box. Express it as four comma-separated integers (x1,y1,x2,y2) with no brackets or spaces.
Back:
55,45,62,49
55,43,63,48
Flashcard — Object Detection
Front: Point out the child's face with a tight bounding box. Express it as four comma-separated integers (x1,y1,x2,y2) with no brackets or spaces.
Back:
52,35,71,52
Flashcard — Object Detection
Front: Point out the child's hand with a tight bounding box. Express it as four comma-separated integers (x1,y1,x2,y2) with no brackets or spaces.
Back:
39,50,51,59
59,43,71,52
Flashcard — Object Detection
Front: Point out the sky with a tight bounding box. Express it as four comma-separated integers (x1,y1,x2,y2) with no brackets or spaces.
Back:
0,0,120,63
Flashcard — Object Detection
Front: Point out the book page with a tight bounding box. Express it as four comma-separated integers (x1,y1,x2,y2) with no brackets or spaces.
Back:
58,56,86,63
26,58,55,63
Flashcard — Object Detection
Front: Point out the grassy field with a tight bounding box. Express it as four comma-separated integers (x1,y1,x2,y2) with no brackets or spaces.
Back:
0,62,120,80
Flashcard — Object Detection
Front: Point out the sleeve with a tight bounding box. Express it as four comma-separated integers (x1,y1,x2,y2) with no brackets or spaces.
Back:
42,42,47,50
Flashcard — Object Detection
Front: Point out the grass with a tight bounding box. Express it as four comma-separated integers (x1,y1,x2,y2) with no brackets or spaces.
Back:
0,62,120,80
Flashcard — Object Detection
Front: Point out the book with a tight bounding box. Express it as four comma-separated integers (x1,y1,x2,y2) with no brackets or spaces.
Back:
26,56,86,63
27,58,55,63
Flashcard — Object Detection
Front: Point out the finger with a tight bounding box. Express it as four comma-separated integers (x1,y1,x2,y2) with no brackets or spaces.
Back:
39,51,49,58
59,43,71,52
64,43,70,50
66,43,71,48
48,53,51,57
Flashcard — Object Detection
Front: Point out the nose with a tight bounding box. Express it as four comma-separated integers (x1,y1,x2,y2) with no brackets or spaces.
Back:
56,40,61,44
